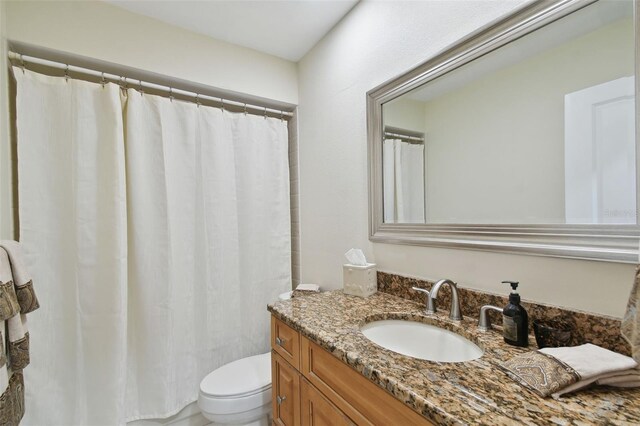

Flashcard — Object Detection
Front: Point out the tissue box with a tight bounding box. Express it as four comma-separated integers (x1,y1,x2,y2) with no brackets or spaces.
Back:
343,263,377,297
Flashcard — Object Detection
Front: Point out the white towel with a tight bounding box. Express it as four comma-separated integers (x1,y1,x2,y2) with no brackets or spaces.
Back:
0,241,39,314
540,343,638,378
292,283,321,299
295,283,320,292
0,241,32,286
540,344,639,398
501,343,640,398
0,241,39,424
551,369,640,397
622,265,640,362
597,370,640,386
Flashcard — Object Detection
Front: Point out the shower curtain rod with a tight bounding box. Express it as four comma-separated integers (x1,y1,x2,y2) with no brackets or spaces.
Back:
8,51,294,118
384,131,424,143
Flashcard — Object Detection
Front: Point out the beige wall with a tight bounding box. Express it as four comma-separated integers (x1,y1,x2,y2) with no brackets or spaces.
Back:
297,0,636,318
5,0,298,104
423,18,633,223
383,98,426,134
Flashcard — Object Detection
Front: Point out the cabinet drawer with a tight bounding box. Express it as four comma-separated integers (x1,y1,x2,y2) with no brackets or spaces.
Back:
272,352,300,426
301,336,434,426
301,378,354,426
271,316,300,369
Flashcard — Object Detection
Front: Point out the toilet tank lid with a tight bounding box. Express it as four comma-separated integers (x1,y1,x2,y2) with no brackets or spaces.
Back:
200,352,271,398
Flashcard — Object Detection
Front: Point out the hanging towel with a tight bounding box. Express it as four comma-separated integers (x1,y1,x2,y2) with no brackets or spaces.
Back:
0,241,38,314
622,265,640,363
0,241,39,425
499,343,638,398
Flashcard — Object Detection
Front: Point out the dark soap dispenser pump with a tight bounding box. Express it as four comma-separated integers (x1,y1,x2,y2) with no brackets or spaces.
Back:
502,281,529,347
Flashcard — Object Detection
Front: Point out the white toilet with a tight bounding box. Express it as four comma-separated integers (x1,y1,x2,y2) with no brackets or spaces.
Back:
198,291,293,425
198,352,272,425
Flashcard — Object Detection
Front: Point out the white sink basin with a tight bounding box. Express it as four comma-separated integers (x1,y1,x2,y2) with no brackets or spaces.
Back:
361,319,483,363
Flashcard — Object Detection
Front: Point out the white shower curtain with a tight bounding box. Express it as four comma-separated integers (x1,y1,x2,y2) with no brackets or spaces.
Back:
124,92,291,420
383,139,396,223
382,138,425,223
14,69,291,425
15,69,129,424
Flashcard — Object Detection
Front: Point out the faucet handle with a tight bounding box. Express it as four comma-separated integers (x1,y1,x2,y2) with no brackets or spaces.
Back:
478,305,503,332
412,286,437,315
412,286,435,315
411,286,430,296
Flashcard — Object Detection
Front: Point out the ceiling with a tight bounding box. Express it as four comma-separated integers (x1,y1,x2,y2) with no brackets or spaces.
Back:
104,0,359,62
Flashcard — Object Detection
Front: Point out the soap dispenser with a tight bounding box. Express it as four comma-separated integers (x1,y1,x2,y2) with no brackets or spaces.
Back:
502,281,529,347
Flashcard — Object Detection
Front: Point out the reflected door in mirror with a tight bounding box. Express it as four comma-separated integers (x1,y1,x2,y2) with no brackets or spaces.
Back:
565,76,636,224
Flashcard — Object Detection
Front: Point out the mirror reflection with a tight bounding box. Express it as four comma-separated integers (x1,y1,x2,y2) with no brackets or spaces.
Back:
382,0,636,225
383,126,425,223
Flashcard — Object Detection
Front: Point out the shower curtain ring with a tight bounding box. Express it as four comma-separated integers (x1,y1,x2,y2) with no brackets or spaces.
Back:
64,65,69,82
280,111,284,122
264,107,267,119
195,94,200,107
19,54,25,74
139,80,144,96
220,98,224,112
169,87,174,102
101,72,106,89
244,104,247,115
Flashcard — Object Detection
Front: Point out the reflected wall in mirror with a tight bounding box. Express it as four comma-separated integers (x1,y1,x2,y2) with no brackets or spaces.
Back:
381,0,635,225
368,0,639,262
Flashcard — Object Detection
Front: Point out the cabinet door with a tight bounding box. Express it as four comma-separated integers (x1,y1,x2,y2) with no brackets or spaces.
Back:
301,378,353,426
272,352,300,426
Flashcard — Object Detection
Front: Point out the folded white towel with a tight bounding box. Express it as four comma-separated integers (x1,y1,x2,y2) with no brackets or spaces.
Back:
295,283,320,292
540,343,638,379
501,343,639,398
552,369,639,397
540,344,639,398
597,370,640,386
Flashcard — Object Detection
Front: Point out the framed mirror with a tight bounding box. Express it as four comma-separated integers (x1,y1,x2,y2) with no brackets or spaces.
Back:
367,0,639,262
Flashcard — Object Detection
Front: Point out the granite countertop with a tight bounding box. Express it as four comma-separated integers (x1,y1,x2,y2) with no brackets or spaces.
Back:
267,290,640,426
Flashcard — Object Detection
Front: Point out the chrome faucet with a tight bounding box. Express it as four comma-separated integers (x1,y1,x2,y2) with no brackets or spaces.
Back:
477,305,503,331
412,279,462,321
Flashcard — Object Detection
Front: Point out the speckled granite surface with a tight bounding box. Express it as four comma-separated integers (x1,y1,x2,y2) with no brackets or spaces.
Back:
378,272,630,355
268,291,640,426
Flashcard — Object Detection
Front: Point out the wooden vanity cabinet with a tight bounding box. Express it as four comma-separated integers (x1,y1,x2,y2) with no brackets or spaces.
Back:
270,315,434,426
